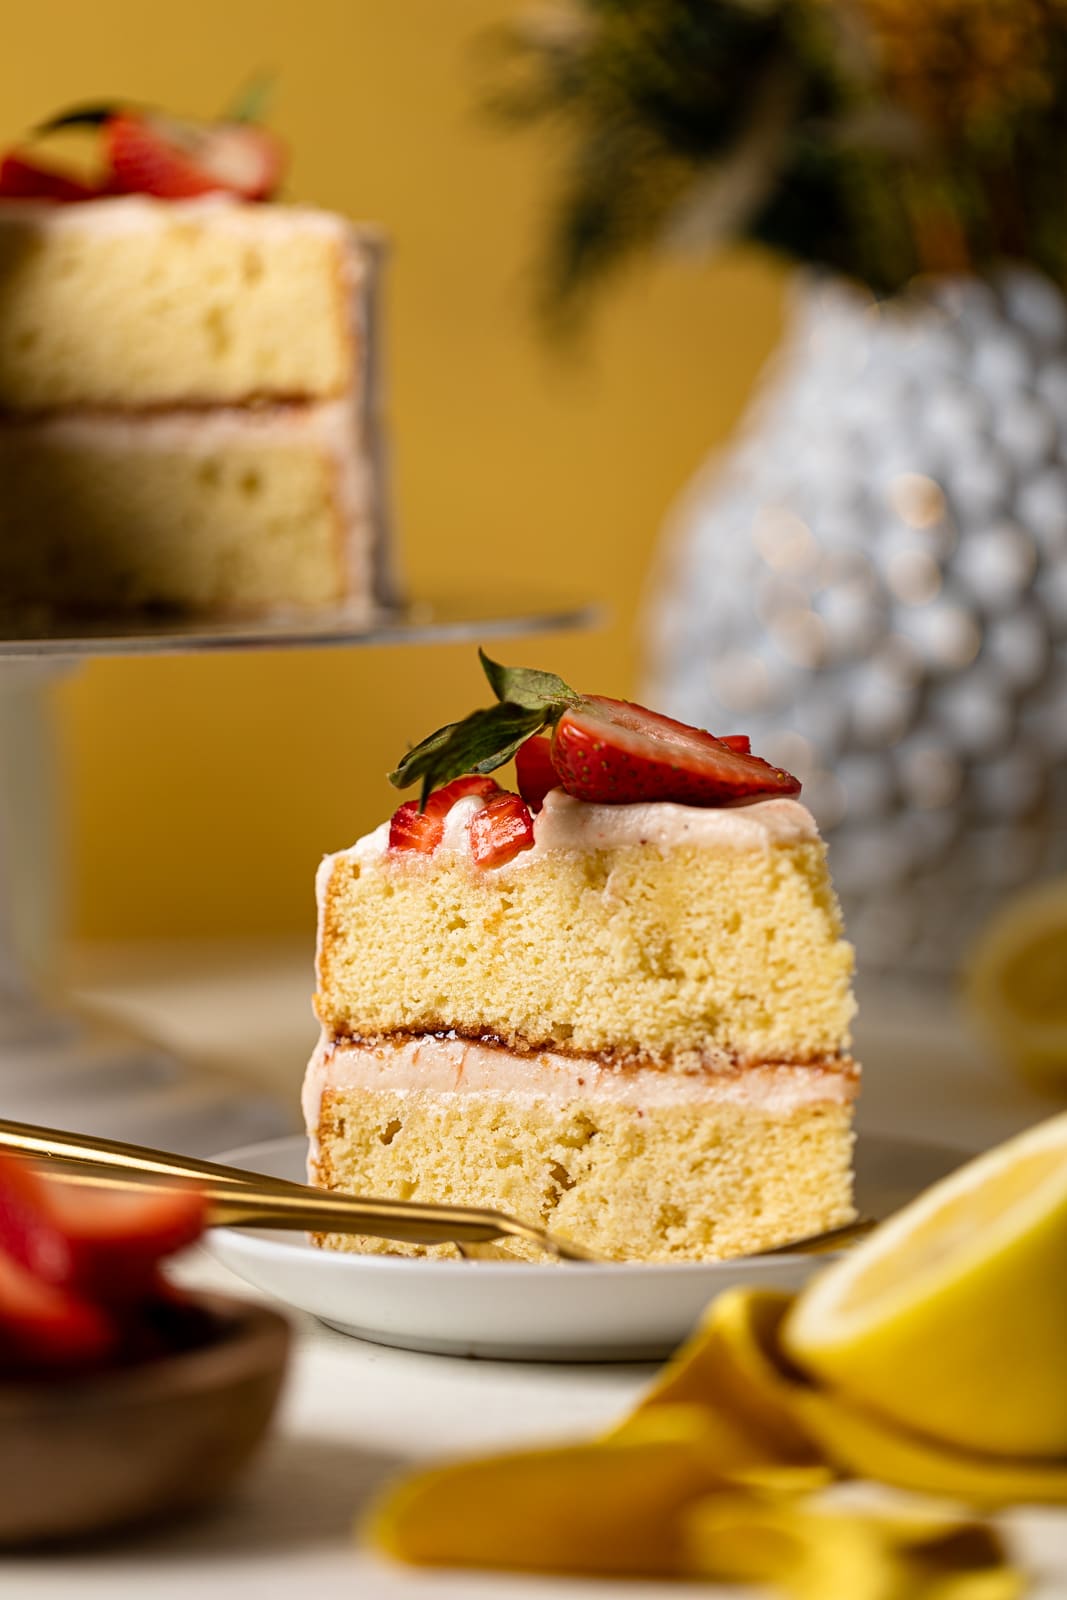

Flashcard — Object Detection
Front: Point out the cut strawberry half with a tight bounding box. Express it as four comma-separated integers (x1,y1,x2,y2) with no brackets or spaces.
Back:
515,734,560,812
388,800,444,854
388,800,443,854
0,152,100,201
105,112,284,201
0,1252,114,1374
469,792,535,868
0,1152,205,1304
388,775,502,853
550,697,801,807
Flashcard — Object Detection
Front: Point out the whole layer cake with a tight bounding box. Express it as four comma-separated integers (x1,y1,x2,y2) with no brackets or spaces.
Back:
305,658,859,1262
0,105,390,620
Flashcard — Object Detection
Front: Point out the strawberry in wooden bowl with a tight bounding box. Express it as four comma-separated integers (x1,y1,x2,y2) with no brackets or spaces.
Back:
0,1152,289,1545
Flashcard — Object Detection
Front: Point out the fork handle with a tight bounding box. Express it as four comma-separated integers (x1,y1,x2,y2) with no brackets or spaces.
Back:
0,1116,305,1195
48,1166,527,1251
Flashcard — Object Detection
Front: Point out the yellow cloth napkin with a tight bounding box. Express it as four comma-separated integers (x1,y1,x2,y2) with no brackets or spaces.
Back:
368,1286,1029,1595
686,1495,1022,1600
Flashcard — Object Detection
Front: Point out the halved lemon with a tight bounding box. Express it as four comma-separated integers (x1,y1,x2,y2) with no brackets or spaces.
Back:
782,1112,1067,1457
966,874,1067,1090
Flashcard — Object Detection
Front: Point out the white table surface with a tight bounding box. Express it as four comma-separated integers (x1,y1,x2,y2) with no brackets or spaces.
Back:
9,942,1067,1597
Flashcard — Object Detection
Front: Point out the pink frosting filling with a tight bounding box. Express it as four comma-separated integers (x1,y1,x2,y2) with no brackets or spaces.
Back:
303,1031,857,1149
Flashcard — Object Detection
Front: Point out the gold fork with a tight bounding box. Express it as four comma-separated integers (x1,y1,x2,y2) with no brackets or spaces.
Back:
0,1117,598,1262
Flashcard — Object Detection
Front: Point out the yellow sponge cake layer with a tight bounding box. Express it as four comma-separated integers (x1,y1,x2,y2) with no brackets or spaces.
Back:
316,792,855,1069
305,1035,857,1261
0,196,377,412
0,404,379,616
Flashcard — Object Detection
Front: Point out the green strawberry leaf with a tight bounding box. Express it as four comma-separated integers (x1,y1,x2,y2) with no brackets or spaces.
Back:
390,650,581,805
479,649,578,712
35,103,122,134
390,703,549,805
224,72,277,126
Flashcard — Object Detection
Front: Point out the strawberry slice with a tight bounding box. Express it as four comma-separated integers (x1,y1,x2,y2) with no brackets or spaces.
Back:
0,1152,204,1304
550,697,801,807
515,734,560,812
0,152,100,201
105,112,283,201
720,734,751,754
0,1252,114,1374
426,775,502,813
45,1182,206,1304
388,775,502,853
388,800,443,854
469,792,535,868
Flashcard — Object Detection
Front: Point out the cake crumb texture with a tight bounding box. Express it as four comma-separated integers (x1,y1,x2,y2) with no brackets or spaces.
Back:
0,203,364,410
0,421,364,614
317,840,855,1066
311,1086,856,1262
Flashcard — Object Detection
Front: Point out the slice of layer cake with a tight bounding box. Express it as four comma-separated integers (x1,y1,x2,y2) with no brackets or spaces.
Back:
305,656,858,1262
0,104,390,620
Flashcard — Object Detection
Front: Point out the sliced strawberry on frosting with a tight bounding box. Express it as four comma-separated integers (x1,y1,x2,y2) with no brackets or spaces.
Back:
469,792,535,868
105,112,283,200
388,801,442,854
550,697,801,807
514,734,560,812
0,153,99,201
388,775,502,853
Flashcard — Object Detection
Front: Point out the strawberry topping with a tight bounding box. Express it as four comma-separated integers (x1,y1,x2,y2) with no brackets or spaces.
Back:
105,112,283,201
388,775,502,853
387,652,800,816
387,801,444,854
550,697,801,807
469,792,535,868
0,153,100,201
514,734,560,812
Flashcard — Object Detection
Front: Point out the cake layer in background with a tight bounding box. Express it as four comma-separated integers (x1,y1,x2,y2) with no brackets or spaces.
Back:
0,194,391,618
305,1033,857,1262
0,403,383,617
0,197,378,411
315,791,856,1069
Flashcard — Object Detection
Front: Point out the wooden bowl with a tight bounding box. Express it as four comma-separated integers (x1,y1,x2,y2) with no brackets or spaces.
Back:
0,1291,290,1546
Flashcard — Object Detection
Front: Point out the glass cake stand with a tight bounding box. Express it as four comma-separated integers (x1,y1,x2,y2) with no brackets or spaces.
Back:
0,596,598,1154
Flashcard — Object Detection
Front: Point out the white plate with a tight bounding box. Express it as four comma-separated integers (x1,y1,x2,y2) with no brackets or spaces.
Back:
206,1133,964,1363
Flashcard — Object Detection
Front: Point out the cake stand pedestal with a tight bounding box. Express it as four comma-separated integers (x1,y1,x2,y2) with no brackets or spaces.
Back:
0,598,596,1155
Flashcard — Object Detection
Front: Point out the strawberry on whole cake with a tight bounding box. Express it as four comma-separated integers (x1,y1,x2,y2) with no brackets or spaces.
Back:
305,652,859,1262
0,96,389,620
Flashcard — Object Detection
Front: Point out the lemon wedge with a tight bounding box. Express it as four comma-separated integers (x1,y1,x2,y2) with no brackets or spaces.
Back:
966,874,1067,1089
782,1112,1067,1457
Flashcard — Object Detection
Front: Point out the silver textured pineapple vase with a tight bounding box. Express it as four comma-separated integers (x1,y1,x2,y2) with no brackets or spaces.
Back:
647,270,1067,973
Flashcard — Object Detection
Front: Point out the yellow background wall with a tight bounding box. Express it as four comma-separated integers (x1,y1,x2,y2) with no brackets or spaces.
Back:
3,0,784,940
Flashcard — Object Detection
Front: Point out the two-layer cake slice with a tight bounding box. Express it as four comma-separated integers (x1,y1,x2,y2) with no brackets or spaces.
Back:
0,103,390,619
305,666,858,1262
